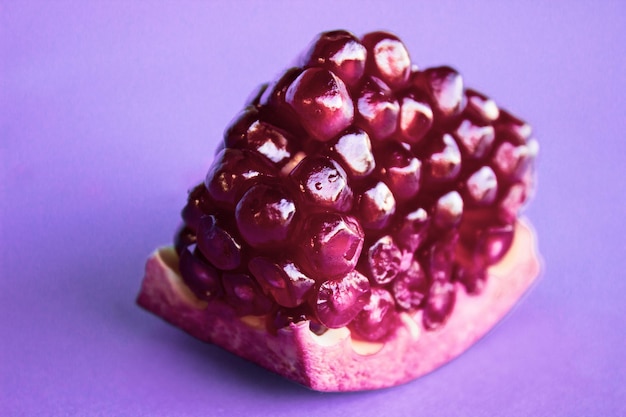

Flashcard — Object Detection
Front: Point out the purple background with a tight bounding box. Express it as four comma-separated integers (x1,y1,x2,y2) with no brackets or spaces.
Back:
2,1,625,416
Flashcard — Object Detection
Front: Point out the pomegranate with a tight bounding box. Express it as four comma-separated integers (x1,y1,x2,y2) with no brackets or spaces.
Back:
137,29,541,391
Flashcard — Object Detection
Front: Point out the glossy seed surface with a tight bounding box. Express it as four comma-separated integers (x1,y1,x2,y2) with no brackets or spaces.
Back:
176,29,538,340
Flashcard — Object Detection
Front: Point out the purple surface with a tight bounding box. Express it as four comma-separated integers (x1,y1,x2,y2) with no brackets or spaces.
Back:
2,1,625,415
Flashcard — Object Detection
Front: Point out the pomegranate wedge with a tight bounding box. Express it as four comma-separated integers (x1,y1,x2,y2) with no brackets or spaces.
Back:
138,29,541,391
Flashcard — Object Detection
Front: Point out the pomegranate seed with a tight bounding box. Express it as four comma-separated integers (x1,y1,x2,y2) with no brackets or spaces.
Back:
235,183,296,249
378,141,422,201
355,76,400,141
475,224,515,265
205,148,275,209
290,155,353,212
454,262,487,295
421,133,462,184
179,244,222,301
249,257,315,308
197,215,243,271
395,207,430,252
454,118,495,159
415,66,465,121
181,183,213,232
285,67,354,142
362,31,411,89
367,235,403,285
268,306,310,333
174,226,196,255
260,68,302,108
492,141,534,182
259,68,306,135
465,89,500,123
422,280,456,330
424,231,459,284
298,213,364,280
488,182,525,224
398,94,433,145
331,128,376,179
432,191,464,230
222,272,273,316
464,166,498,206
302,30,367,88
393,260,429,310
313,270,371,328
495,109,532,145
225,107,293,166
359,181,396,230
224,106,260,148
349,288,398,341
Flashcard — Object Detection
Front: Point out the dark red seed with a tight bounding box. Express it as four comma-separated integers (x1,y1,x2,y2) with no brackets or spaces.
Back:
349,288,398,341
224,106,260,148
302,30,367,88
174,226,196,256
269,306,309,333
309,321,328,335
492,141,535,182
424,231,459,283
355,76,400,141
259,67,305,134
260,67,302,110
416,66,465,120
465,89,500,123
362,31,411,89
497,183,528,224
422,133,462,184
495,109,532,145
249,257,315,308
222,272,273,316
367,235,403,285
197,215,243,271
519,152,537,199
359,181,396,230
464,166,498,206
454,262,487,295
395,207,430,252
469,223,515,266
454,119,495,159
235,183,296,249
298,213,364,280
205,148,275,209
377,141,422,201
313,270,371,328
285,67,354,142
181,183,213,232
392,260,429,310
224,106,293,166
179,245,221,301
331,128,376,179
422,280,456,330
290,155,353,212
432,191,464,230
398,95,433,145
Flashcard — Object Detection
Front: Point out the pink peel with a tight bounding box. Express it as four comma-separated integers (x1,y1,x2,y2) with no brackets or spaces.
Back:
137,219,540,392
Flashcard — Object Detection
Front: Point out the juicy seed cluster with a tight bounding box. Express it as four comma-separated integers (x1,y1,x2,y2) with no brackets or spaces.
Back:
175,30,538,342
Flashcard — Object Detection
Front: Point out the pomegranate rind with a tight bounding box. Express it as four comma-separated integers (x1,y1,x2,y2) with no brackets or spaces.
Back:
137,219,541,392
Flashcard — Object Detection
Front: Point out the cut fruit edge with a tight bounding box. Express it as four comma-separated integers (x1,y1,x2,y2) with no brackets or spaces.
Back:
137,218,541,392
